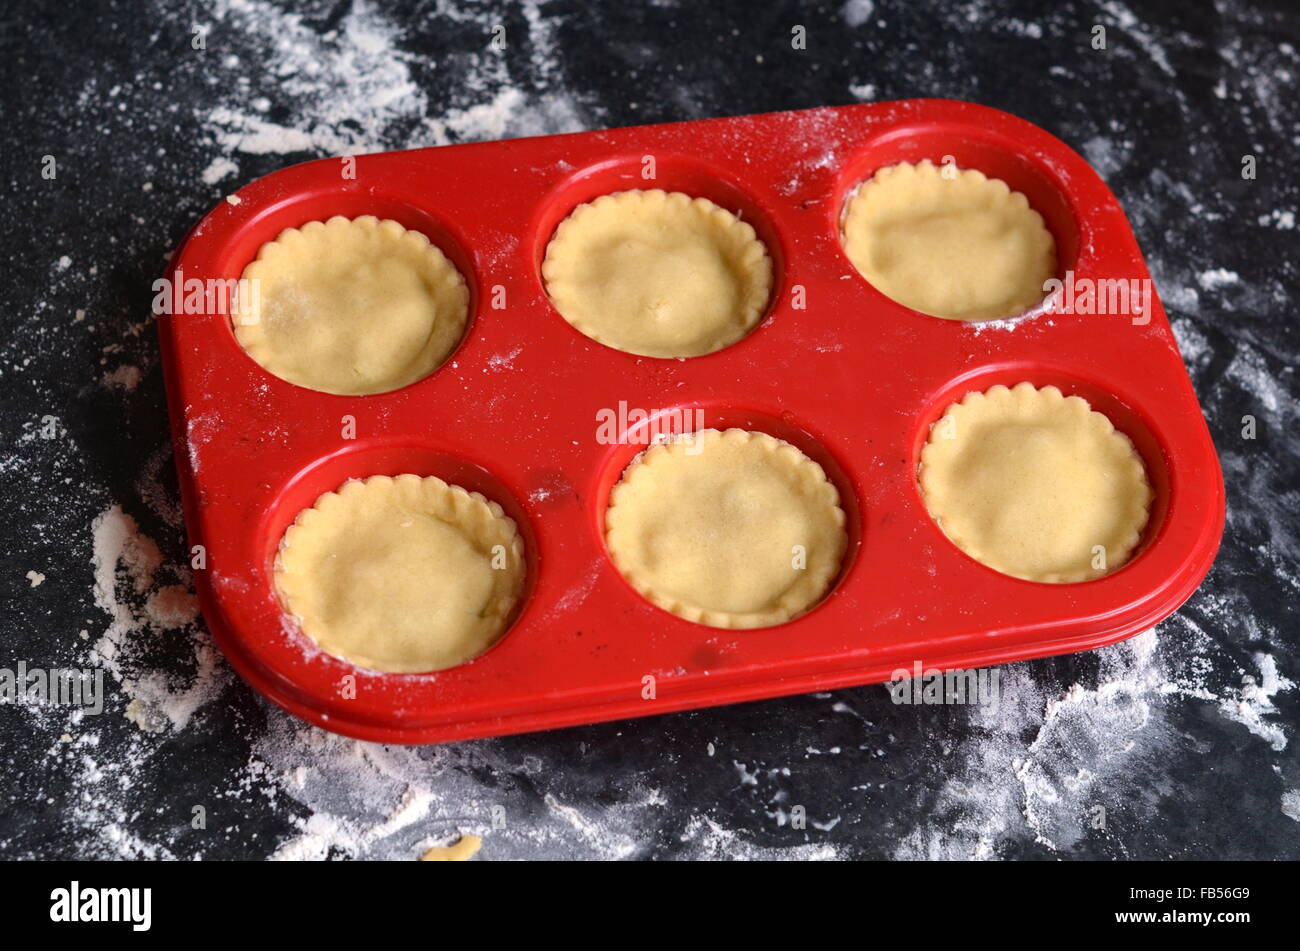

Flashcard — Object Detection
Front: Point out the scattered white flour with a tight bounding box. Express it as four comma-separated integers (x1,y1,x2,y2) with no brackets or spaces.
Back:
1257,209,1295,230
90,505,227,733
1224,342,1288,415
199,0,591,160
1080,134,1134,179
1103,0,1176,79
1216,654,1294,752
841,1,876,29
485,346,523,370
895,626,1294,859
1197,268,1240,291
965,311,1052,335
1283,790,1300,823
677,815,838,860
252,715,845,860
200,156,239,185
223,612,1292,861
1170,316,1212,368
208,109,317,155
135,445,185,529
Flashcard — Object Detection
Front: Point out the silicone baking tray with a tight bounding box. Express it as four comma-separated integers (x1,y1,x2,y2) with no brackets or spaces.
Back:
158,98,1224,744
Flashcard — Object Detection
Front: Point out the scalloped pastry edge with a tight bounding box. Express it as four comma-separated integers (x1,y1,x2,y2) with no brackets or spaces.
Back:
606,428,846,628
235,215,468,395
274,473,525,673
542,190,773,357
841,160,1056,322
918,382,1153,583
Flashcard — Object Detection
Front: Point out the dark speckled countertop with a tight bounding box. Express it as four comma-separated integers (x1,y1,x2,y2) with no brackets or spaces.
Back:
1,0,1296,860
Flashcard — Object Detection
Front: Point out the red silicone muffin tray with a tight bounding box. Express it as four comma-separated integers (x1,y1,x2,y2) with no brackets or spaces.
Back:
159,99,1225,744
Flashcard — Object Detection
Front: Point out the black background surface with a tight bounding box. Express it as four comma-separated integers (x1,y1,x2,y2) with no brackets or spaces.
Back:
0,0,1297,860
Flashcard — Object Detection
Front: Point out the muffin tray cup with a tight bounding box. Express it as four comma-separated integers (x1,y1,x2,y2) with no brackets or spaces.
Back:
158,99,1225,744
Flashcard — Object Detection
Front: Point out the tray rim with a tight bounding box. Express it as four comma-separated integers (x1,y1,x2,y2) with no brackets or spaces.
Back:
159,97,1226,744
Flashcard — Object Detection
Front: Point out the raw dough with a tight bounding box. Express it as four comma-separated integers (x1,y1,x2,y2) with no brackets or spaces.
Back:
275,474,525,673
919,383,1152,582
237,215,468,395
841,160,1056,322
605,429,847,628
420,835,481,861
542,189,772,357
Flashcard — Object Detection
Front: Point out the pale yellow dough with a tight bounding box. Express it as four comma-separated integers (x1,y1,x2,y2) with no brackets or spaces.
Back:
542,190,773,357
605,429,847,628
275,474,524,673
841,161,1056,322
236,215,468,395
919,383,1152,583
420,835,481,861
